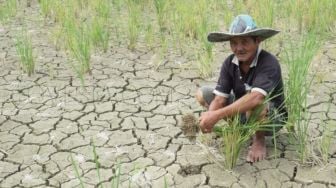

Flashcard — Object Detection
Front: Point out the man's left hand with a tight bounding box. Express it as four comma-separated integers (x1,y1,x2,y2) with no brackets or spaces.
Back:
199,111,220,133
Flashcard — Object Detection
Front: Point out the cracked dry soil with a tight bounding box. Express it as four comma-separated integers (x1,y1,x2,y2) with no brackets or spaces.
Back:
1,2,336,188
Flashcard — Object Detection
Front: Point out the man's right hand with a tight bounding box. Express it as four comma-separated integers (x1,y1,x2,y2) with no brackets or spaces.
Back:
199,111,220,133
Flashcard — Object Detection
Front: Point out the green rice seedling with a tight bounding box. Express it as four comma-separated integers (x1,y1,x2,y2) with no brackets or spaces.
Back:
196,14,214,77
112,0,122,13
125,0,141,50
282,32,322,163
66,23,91,74
91,141,103,188
152,35,168,70
252,0,275,28
15,31,35,76
164,176,168,188
144,23,154,49
318,118,334,164
38,0,52,18
171,12,186,55
76,0,88,9
111,159,121,188
197,52,212,78
70,154,85,188
303,0,335,34
153,0,168,32
61,9,91,85
93,0,111,21
231,0,248,16
50,25,65,50
91,18,110,52
53,0,67,23
0,0,17,23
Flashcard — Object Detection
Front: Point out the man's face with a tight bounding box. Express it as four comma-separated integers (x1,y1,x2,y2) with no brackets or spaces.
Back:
229,36,260,64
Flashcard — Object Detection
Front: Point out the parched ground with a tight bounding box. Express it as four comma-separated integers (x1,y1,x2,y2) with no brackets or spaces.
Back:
1,2,336,188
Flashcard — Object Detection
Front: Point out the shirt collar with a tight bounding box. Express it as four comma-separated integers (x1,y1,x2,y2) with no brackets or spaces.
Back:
232,47,262,68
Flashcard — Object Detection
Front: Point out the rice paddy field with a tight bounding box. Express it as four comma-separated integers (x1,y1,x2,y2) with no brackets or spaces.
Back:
0,0,335,187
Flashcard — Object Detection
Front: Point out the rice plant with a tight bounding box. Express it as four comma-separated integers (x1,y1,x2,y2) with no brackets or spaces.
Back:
125,0,141,50
153,0,168,32
66,23,91,74
318,119,334,164
0,0,17,23
144,23,154,49
282,32,322,163
213,116,258,169
93,0,111,21
90,18,110,52
196,13,214,77
251,0,275,28
70,153,85,188
38,0,52,18
15,31,35,76
111,160,121,188
92,141,103,188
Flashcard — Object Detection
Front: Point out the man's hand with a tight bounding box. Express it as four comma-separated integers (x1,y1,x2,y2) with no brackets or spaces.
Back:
199,111,220,133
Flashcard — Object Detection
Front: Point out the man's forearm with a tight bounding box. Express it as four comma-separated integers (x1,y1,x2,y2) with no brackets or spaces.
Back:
208,96,227,111
215,92,265,120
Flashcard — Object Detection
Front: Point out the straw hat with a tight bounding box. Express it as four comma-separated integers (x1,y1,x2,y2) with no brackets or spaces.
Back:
208,14,280,42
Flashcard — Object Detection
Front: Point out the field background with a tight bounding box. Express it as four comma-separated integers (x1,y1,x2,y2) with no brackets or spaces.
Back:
0,0,335,187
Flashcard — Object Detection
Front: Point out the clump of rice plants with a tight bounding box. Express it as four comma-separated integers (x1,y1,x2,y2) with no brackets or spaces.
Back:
60,8,91,85
282,32,322,163
15,30,35,76
213,119,249,169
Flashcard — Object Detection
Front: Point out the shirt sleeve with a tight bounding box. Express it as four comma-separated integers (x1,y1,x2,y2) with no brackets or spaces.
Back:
251,60,281,96
214,58,233,98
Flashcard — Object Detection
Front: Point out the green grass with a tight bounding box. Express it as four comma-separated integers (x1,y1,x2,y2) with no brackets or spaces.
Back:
0,0,17,23
15,31,35,76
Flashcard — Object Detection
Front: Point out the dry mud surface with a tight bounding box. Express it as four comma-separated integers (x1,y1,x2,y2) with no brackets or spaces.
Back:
1,3,336,188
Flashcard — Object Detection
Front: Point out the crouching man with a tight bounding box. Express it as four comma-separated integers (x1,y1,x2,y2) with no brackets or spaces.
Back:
197,15,287,163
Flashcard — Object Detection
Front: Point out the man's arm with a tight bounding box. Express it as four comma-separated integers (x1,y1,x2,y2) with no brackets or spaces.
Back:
216,91,265,119
199,91,265,133
208,95,227,111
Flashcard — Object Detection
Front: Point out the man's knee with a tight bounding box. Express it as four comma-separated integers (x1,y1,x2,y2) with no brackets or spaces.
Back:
196,88,208,107
195,86,215,108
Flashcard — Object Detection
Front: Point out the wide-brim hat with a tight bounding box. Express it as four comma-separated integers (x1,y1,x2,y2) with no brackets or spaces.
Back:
208,14,280,42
